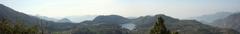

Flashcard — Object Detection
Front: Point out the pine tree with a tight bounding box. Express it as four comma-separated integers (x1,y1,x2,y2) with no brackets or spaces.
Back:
150,16,178,34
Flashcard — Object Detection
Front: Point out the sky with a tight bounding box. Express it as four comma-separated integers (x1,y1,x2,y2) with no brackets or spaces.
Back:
0,0,240,19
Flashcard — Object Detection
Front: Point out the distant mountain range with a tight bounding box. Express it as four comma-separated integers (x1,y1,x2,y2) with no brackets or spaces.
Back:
128,14,239,34
57,18,72,23
192,12,233,24
35,15,73,23
72,14,239,34
35,15,59,22
192,11,240,32
0,4,239,34
36,15,136,23
65,15,97,23
210,12,240,32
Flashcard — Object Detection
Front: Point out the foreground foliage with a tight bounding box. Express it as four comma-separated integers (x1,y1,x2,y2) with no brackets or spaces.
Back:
0,19,39,34
150,16,178,34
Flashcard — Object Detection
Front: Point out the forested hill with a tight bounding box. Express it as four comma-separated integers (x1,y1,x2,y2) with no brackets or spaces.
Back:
0,4,239,34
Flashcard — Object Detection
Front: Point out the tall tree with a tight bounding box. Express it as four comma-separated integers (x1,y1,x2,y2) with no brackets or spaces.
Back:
150,16,178,34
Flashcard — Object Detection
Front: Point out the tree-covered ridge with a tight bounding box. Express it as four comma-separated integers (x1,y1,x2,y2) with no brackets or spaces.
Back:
150,16,178,34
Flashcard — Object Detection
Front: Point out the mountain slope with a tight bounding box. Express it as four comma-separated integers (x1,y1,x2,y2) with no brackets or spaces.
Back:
0,4,78,33
72,15,131,34
0,4,46,25
0,4,239,34
211,12,240,32
192,12,233,24
72,14,239,34
130,14,239,34
93,15,130,24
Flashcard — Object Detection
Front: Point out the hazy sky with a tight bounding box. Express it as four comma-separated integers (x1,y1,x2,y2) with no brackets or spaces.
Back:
1,0,240,19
